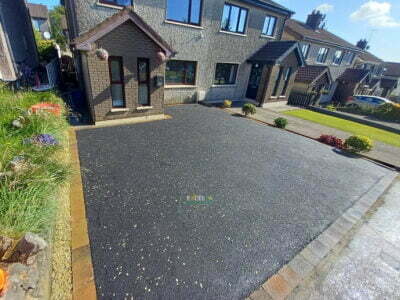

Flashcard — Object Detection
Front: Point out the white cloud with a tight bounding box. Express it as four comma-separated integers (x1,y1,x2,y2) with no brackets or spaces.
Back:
350,1,400,28
316,3,334,13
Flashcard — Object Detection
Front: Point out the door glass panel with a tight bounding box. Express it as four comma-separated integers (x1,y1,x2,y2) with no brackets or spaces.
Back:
138,60,147,82
138,85,149,106
111,84,124,107
110,60,122,81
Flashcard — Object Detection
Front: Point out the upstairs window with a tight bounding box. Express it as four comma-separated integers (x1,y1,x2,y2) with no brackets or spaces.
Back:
214,63,238,85
316,47,329,63
221,3,248,34
342,52,355,65
301,44,310,59
262,15,277,37
99,0,132,7
332,50,343,65
166,0,202,26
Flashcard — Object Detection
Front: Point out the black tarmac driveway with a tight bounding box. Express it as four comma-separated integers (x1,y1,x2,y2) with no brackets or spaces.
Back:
76,105,393,299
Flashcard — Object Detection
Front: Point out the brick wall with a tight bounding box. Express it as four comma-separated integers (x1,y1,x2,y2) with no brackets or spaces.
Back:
84,21,165,122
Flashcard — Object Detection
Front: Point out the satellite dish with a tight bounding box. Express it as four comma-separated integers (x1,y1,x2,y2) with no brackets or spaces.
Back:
43,32,51,40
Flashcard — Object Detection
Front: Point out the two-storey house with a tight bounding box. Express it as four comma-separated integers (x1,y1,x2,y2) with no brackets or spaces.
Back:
353,39,385,97
0,0,39,82
283,10,363,105
64,0,305,123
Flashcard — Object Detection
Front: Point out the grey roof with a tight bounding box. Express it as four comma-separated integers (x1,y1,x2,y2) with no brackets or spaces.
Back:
239,0,294,15
295,65,330,84
26,3,48,19
383,62,400,78
358,51,383,64
248,41,304,65
285,19,361,51
337,68,370,83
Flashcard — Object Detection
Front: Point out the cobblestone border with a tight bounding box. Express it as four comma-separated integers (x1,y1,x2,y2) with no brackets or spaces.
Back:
246,172,398,300
69,130,97,300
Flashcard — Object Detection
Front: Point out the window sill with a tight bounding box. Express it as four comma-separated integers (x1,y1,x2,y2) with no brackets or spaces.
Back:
136,106,153,110
165,85,197,89
211,84,237,88
260,34,275,39
96,2,127,10
219,30,247,37
279,96,286,98
164,20,204,30
111,108,129,112
270,96,278,99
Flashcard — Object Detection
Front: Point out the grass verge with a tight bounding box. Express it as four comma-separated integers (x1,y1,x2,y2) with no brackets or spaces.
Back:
283,109,400,148
0,85,70,239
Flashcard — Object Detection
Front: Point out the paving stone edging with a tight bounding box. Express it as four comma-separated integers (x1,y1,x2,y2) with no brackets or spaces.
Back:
246,172,398,300
69,130,97,300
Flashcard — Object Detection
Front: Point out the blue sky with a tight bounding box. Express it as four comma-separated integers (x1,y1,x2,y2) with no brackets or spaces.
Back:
28,0,399,62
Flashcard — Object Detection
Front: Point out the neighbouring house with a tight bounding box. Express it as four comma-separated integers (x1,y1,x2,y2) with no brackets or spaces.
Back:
283,10,363,105
63,0,305,123
26,3,50,35
333,68,371,104
0,0,39,82
353,39,385,96
381,62,400,99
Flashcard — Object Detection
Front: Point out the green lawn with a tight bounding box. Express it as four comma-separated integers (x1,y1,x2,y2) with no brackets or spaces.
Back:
283,109,400,148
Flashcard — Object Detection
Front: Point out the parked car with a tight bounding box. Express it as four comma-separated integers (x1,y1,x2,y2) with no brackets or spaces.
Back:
345,95,394,108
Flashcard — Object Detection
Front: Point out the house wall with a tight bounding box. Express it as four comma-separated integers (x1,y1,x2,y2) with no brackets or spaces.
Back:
84,21,165,121
67,0,291,103
0,0,38,80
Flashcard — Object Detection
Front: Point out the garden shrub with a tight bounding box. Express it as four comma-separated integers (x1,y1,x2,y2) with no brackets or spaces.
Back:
223,100,232,108
37,39,57,62
344,135,373,153
326,104,336,111
274,117,288,129
375,103,400,122
318,135,344,149
242,103,256,117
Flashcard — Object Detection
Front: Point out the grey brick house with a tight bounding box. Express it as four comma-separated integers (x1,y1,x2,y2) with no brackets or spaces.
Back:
283,10,363,104
0,0,39,82
64,0,305,122
381,62,400,99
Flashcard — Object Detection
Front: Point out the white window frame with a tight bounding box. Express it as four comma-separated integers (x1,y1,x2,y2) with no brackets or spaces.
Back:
316,47,329,63
332,50,343,65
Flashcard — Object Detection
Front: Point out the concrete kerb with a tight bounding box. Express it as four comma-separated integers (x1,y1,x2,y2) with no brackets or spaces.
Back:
247,171,398,300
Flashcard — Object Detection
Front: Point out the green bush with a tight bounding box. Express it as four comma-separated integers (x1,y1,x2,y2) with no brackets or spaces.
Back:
242,103,256,117
37,39,57,62
223,100,232,108
0,85,70,239
375,103,400,122
326,104,336,111
274,117,288,128
344,135,373,153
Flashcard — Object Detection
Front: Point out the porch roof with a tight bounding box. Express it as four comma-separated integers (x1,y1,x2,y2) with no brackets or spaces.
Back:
381,78,398,89
247,41,305,66
295,65,332,85
72,8,175,57
337,68,370,83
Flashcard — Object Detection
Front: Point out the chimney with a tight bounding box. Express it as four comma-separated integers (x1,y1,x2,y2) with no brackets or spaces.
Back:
306,10,326,31
356,39,369,50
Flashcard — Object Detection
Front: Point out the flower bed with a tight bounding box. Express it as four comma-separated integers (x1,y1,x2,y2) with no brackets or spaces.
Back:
0,85,70,241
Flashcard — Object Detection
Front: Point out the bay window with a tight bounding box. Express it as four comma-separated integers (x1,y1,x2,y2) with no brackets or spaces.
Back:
316,47,329,63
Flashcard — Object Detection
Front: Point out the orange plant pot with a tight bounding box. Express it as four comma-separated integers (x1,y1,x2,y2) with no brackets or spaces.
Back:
0,268,7,296
30,102,62,117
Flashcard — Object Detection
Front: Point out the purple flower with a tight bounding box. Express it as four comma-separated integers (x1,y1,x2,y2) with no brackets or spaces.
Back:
24,134,59,146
